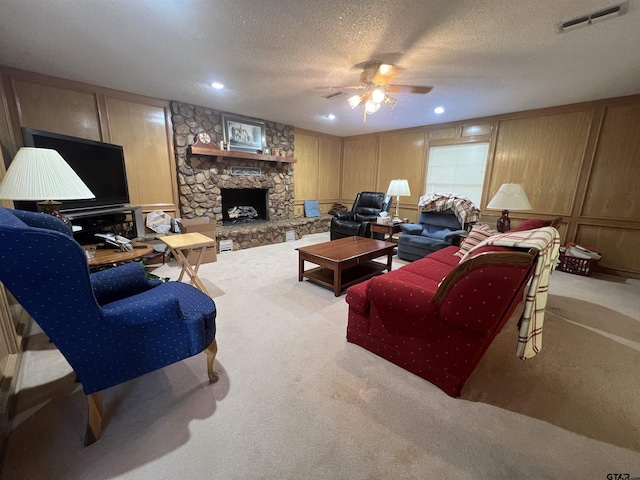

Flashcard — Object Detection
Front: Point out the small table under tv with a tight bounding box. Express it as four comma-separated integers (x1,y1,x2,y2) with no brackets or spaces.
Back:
87,243,154,269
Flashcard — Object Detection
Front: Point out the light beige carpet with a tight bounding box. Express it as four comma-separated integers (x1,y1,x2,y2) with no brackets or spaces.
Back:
2,232,639,479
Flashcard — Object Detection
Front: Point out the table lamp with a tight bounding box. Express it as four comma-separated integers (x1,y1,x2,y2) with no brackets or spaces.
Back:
0,147,95,229
486,183,532,232
386,179,411,223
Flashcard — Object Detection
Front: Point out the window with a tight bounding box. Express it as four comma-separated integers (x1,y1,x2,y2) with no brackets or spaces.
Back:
425,142,489,206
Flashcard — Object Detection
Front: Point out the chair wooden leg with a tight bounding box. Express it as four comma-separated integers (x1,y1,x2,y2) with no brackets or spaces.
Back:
84,392,103,446
205,339,219,384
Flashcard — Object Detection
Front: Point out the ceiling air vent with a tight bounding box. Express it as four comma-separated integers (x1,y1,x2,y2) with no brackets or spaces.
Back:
559,1,629,32
322,91,344,100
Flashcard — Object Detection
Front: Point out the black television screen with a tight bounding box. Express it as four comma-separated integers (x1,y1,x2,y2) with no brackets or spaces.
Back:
17,127,130,212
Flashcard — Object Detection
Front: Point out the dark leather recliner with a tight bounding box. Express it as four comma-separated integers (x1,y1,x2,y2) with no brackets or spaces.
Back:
330,191,392,240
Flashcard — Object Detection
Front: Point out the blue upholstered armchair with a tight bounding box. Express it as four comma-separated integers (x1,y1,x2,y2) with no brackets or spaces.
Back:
0,207,218,445
397,210,468,261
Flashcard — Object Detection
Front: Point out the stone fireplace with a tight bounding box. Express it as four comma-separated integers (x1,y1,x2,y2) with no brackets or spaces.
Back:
221,188,268,224
170,101,330,251
170,101,296,225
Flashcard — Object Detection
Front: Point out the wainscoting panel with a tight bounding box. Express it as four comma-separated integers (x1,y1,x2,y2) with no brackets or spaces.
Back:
490,110,592,216
293,131,319,202
581,103,640,220
105,97,177,215
378,131,425,206
12,79,101,141
318,136,341,202
575,224,640,274
342,137,378,203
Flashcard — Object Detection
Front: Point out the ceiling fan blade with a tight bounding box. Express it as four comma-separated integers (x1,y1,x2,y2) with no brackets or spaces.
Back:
372,64,401,84
386,85,433,94
313,85,364,90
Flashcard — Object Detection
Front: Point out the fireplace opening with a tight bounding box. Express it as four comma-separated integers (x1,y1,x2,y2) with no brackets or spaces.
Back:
221,188,269,225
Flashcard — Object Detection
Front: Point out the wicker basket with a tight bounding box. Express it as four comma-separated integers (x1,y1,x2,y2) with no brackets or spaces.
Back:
557,243,600,277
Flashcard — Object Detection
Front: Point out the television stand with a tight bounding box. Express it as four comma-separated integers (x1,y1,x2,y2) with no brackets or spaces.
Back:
65,206,144,244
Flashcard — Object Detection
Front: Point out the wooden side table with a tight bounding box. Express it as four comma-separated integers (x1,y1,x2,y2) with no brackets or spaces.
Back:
369,222,403,243
159,232,216,296
87,243,154,269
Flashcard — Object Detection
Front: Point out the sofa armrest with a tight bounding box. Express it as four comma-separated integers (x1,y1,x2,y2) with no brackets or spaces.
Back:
91,261,158,305
400,223,423,235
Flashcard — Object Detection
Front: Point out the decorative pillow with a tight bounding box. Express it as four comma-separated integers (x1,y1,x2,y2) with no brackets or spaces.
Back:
304,200,320,218
510,218,551,232
454,224,498,258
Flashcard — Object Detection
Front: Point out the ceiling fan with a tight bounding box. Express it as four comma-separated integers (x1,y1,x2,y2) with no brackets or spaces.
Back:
320,61,433,121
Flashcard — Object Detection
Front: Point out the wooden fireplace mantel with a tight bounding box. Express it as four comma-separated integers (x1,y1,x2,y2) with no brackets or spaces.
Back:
188,144,297,164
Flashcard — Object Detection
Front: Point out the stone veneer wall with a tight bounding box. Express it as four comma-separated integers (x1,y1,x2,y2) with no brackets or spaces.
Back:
170,101,296,224
216,215,331,251
170,101,330,251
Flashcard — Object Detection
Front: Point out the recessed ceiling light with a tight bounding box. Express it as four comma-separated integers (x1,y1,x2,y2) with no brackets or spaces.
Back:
434,106,445,114
327,114,336,120
211,82,224,89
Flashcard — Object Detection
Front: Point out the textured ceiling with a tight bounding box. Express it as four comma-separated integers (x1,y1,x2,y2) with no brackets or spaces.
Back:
1,0,639,136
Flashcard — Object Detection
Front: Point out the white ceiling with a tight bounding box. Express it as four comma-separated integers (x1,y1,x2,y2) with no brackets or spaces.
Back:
1,0,640,137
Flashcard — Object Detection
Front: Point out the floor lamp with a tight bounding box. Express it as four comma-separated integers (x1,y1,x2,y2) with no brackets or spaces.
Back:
486,183,532,232
0,147,95,229
386,179,411,223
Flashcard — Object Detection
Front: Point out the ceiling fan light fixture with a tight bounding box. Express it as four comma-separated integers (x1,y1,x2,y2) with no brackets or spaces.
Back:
378,64,394,75
348,94,363,109
371,88,386,104
365,99,380,114
384,95,397,109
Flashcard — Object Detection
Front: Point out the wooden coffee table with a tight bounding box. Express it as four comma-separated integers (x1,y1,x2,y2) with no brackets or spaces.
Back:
296,236,395,296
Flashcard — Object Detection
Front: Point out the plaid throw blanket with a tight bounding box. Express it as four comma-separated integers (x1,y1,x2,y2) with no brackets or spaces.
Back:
418,193,480,226
459,227,561,359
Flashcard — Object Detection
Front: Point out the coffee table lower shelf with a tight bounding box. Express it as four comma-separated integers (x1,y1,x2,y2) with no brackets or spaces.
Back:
302,262,387,295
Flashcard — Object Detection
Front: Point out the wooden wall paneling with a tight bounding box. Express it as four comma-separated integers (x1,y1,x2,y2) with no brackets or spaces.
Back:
462,123,492,137
490,110,592,216
342,137,378,203
317,136,341,209
576,224,640,274
429,127,456,141
480,120,501,210
292,131,319,203
0,75,17,167
12,79,101,141
581,103,640,220
378,131,425,208
104,97,177,214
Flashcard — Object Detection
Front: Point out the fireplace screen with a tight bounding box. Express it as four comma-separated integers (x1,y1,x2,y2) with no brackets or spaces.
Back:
221,188,269,224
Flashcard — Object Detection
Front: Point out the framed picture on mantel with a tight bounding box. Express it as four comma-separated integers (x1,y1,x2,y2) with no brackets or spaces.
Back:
222,114,265,153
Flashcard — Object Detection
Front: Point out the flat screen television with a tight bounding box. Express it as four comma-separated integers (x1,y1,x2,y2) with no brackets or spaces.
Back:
17,127,130,212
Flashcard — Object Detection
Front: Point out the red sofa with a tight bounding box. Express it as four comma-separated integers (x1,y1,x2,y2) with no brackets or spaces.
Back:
345,242,541,397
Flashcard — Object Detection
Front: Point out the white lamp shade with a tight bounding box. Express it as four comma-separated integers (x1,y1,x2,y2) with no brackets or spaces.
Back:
0,147,95,201
386,179,411,197
348,94,363,109
486,183,532,210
